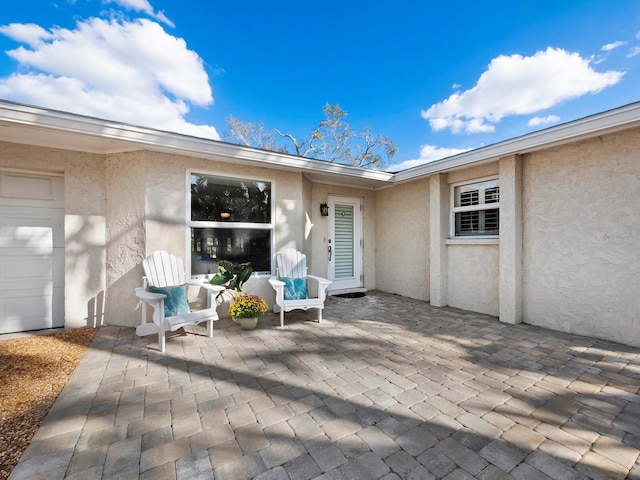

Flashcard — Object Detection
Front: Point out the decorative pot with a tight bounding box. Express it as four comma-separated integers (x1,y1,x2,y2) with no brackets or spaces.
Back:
238,317,258,330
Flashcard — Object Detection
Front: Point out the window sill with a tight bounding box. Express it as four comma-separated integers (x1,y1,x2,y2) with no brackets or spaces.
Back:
252,272,273,278
446,238,499,246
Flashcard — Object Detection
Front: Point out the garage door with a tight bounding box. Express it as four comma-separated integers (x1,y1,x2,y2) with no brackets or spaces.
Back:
0,171,64,334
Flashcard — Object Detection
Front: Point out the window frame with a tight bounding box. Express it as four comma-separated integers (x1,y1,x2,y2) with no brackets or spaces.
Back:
186,170,275,278
450,176,500,239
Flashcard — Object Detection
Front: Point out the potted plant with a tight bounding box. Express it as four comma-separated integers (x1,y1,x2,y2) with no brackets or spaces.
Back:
228,293,268,330
209,260,253,294
210,260,267,329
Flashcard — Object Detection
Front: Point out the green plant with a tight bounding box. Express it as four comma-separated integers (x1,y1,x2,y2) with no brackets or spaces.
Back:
229,293,268,319
209,260,253,292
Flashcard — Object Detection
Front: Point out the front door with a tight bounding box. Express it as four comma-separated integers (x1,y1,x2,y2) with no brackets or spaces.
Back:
327,195,363,292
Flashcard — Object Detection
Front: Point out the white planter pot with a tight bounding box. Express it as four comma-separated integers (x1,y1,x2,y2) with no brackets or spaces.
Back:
238,317,258,330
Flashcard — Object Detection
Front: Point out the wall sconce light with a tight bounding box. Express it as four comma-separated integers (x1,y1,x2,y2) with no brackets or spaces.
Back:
220,210,231,219
320,203,329,216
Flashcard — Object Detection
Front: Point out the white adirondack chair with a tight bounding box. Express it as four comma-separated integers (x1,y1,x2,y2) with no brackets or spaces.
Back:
268,248,331,327
135,250,224,352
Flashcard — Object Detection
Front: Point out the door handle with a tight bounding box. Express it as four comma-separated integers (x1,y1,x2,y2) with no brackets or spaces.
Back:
328,245,332,261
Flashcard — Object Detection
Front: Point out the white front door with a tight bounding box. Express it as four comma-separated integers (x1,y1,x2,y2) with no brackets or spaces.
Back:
328,195,363,292
0,172,64,334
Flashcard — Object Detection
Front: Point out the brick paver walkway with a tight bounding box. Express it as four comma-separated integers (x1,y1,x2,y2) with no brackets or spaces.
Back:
9,292,640,479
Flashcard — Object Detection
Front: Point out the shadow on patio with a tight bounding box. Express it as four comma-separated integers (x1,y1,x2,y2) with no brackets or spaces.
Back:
9,291,640,479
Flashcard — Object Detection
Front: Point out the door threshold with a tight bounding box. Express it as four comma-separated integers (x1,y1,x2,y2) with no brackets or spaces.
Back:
328,287,367,296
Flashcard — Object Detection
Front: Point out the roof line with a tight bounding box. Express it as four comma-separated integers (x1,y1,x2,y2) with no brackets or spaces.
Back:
2,99,640,186
0,99,393,184
392,100,640,182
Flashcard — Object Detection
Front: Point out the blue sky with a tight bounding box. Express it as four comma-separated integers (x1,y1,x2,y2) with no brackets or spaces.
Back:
0,1,639,171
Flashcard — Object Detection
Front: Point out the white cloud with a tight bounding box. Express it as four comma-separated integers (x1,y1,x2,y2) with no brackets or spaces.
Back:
0,17,219,139
105,0,174,27
627,46,640,58
528,114,560,127
0,23,52,47
601,41,625,51
390,144,472,171
421,47,624,134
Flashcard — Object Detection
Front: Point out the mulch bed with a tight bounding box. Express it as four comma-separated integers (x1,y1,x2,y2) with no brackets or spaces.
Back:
0,328,98,480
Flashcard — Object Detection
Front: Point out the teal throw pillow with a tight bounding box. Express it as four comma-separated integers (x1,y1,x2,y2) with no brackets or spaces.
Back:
150,285,190,317
282,277,308,300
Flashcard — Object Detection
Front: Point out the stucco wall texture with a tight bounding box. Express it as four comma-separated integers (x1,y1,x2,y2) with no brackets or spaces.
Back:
442,162,501,317
522,129,640,346
446,244,500,316
104,153,146,327
374,179,430,301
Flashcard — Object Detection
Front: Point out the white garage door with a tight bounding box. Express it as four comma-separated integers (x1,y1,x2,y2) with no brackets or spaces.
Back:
0,171,64,334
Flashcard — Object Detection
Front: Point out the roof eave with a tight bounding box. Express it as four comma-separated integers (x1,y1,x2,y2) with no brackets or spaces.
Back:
2,99,640,188
392,100,640,183
0,100,393,188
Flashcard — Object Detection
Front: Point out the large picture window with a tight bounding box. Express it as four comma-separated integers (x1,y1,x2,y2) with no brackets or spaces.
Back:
451,178,499,237
189,173,272,275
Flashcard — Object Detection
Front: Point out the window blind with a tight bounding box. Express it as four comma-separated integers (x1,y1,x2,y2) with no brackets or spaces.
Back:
452,179,500,237
334,204,354,279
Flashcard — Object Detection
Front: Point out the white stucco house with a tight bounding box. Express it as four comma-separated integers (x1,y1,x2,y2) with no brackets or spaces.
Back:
0,99,638,347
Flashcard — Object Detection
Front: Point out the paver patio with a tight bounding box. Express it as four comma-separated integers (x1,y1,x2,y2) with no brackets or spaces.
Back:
8,291,640,479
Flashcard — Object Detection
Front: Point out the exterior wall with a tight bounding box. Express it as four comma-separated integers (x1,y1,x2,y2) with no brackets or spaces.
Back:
433,162,500,316
499,155,523,324
4,125,639,347
104,153,146,327
302,175,313,265
144,153,301,256
310,183,376,289
65,156,106,329
309,184,331,280
375,179,430,301
0,146,333,330
0,141,106,329
429,174,448,306
523,129,640,347
144,153,188,255
447,162,500,187
446,244,499,316
110,153,307,324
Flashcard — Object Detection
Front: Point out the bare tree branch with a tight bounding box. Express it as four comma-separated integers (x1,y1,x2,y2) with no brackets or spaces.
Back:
224,104,396,169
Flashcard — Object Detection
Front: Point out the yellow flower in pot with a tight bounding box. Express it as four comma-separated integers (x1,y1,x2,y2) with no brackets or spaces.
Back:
228,293,268,330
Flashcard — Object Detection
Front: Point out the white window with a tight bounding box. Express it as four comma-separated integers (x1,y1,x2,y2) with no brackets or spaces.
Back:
189,172,273,275
451,178,499,237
